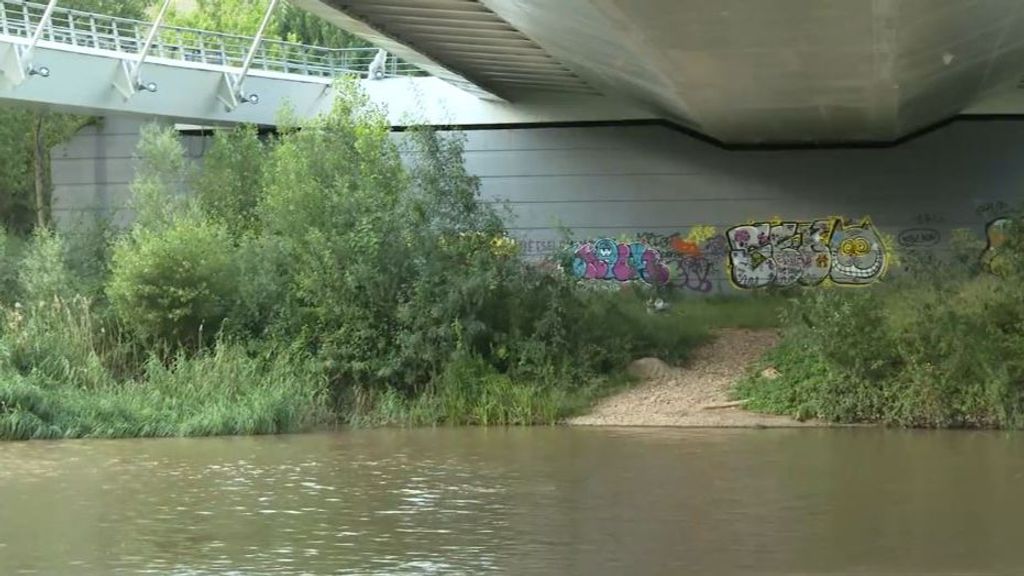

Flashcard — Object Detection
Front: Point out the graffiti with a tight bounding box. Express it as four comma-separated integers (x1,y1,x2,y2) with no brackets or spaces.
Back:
981,217,1013,275
897,228,941,248
521,238,558,256
569,228,725,292
913,212,947,225
726,218,887,289
571,239,671,286
975,200,1011,218
637,231,724,293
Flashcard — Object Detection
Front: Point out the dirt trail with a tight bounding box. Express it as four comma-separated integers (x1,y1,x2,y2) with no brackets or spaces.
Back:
569,328,820,427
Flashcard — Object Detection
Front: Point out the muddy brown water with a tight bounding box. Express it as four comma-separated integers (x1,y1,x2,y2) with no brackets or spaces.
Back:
1,428,1023,575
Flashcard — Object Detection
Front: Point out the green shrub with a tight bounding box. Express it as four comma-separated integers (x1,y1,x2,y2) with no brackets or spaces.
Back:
737,227,1024,428
18,227,73,304
194,124,266,236
107,210,238,347
130,123,192,232
0,231,25,303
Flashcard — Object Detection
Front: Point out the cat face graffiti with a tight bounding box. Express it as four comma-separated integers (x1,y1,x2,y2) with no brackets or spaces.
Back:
593,239,618,265
829,219,885,284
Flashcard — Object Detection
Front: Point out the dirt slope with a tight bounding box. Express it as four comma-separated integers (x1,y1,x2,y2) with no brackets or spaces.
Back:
569,328,818,427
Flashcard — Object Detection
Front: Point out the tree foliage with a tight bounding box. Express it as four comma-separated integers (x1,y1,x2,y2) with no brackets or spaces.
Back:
106,82,693,401
168,0,368,48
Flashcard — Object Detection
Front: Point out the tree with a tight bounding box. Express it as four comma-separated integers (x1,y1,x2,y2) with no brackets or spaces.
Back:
167,0,368,48
63,0,154,19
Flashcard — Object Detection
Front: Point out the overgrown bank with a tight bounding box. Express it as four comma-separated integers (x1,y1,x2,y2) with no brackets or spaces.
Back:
1,83,778,440
735,227,1024,428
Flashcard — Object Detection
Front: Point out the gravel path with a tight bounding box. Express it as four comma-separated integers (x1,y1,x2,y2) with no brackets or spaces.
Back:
568,328,821,427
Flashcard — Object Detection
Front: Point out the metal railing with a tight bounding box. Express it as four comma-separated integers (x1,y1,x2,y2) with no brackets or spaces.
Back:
0,0,423,78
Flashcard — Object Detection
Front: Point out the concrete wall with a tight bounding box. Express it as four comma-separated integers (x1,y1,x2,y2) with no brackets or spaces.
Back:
51,116,208,232
52,116,1020,294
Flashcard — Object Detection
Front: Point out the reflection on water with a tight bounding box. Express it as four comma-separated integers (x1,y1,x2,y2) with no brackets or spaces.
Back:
1,427,1023,575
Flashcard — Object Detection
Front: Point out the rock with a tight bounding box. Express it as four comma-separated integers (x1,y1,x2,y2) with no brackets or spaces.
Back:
760,366,781,380
627,357,674,381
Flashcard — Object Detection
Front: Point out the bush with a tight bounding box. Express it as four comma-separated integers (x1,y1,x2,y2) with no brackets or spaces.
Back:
0,231,25,303
18,227,73,304
238,84,671,396
107,210,238,347
737,219,1024,428
194,124,266,236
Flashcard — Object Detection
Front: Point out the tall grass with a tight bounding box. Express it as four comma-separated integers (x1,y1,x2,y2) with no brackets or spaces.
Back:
344,353,632,427
0,338,330,440
0,233,330,440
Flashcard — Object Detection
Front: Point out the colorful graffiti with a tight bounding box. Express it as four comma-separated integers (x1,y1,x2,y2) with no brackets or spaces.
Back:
726,218,887,289
981,217,1013,275
571,239,671,285
638,231,726,293
570,228,727,292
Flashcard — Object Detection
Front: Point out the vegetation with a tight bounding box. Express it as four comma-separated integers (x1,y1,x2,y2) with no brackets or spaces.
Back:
0,83,775,440
736,219,1024,428
0,0,363,233
167,0,369,48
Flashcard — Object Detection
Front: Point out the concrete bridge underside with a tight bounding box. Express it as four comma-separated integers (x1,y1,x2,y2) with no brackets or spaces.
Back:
296,0,1024,144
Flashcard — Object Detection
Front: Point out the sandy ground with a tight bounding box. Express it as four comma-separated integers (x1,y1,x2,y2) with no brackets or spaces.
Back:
569,328,822,427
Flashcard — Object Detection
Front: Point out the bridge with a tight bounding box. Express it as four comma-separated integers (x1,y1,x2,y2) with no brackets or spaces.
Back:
7,0,1024,144
0,0,649,128
292,0,1024,145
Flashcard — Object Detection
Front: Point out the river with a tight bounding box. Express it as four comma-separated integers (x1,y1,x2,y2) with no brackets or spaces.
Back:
1,428,1022,575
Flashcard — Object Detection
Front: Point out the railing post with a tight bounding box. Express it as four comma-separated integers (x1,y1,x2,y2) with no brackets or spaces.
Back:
219,0,279,110
27,0,59,56
239,0,278,79
0,0,59,83
132,0,171,82
88,13,98,49
112,0,171,98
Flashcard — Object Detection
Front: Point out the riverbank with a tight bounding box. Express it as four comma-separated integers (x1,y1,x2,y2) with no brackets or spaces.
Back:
8,83,1014,438
569,328,819,427
734,260,1024,427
